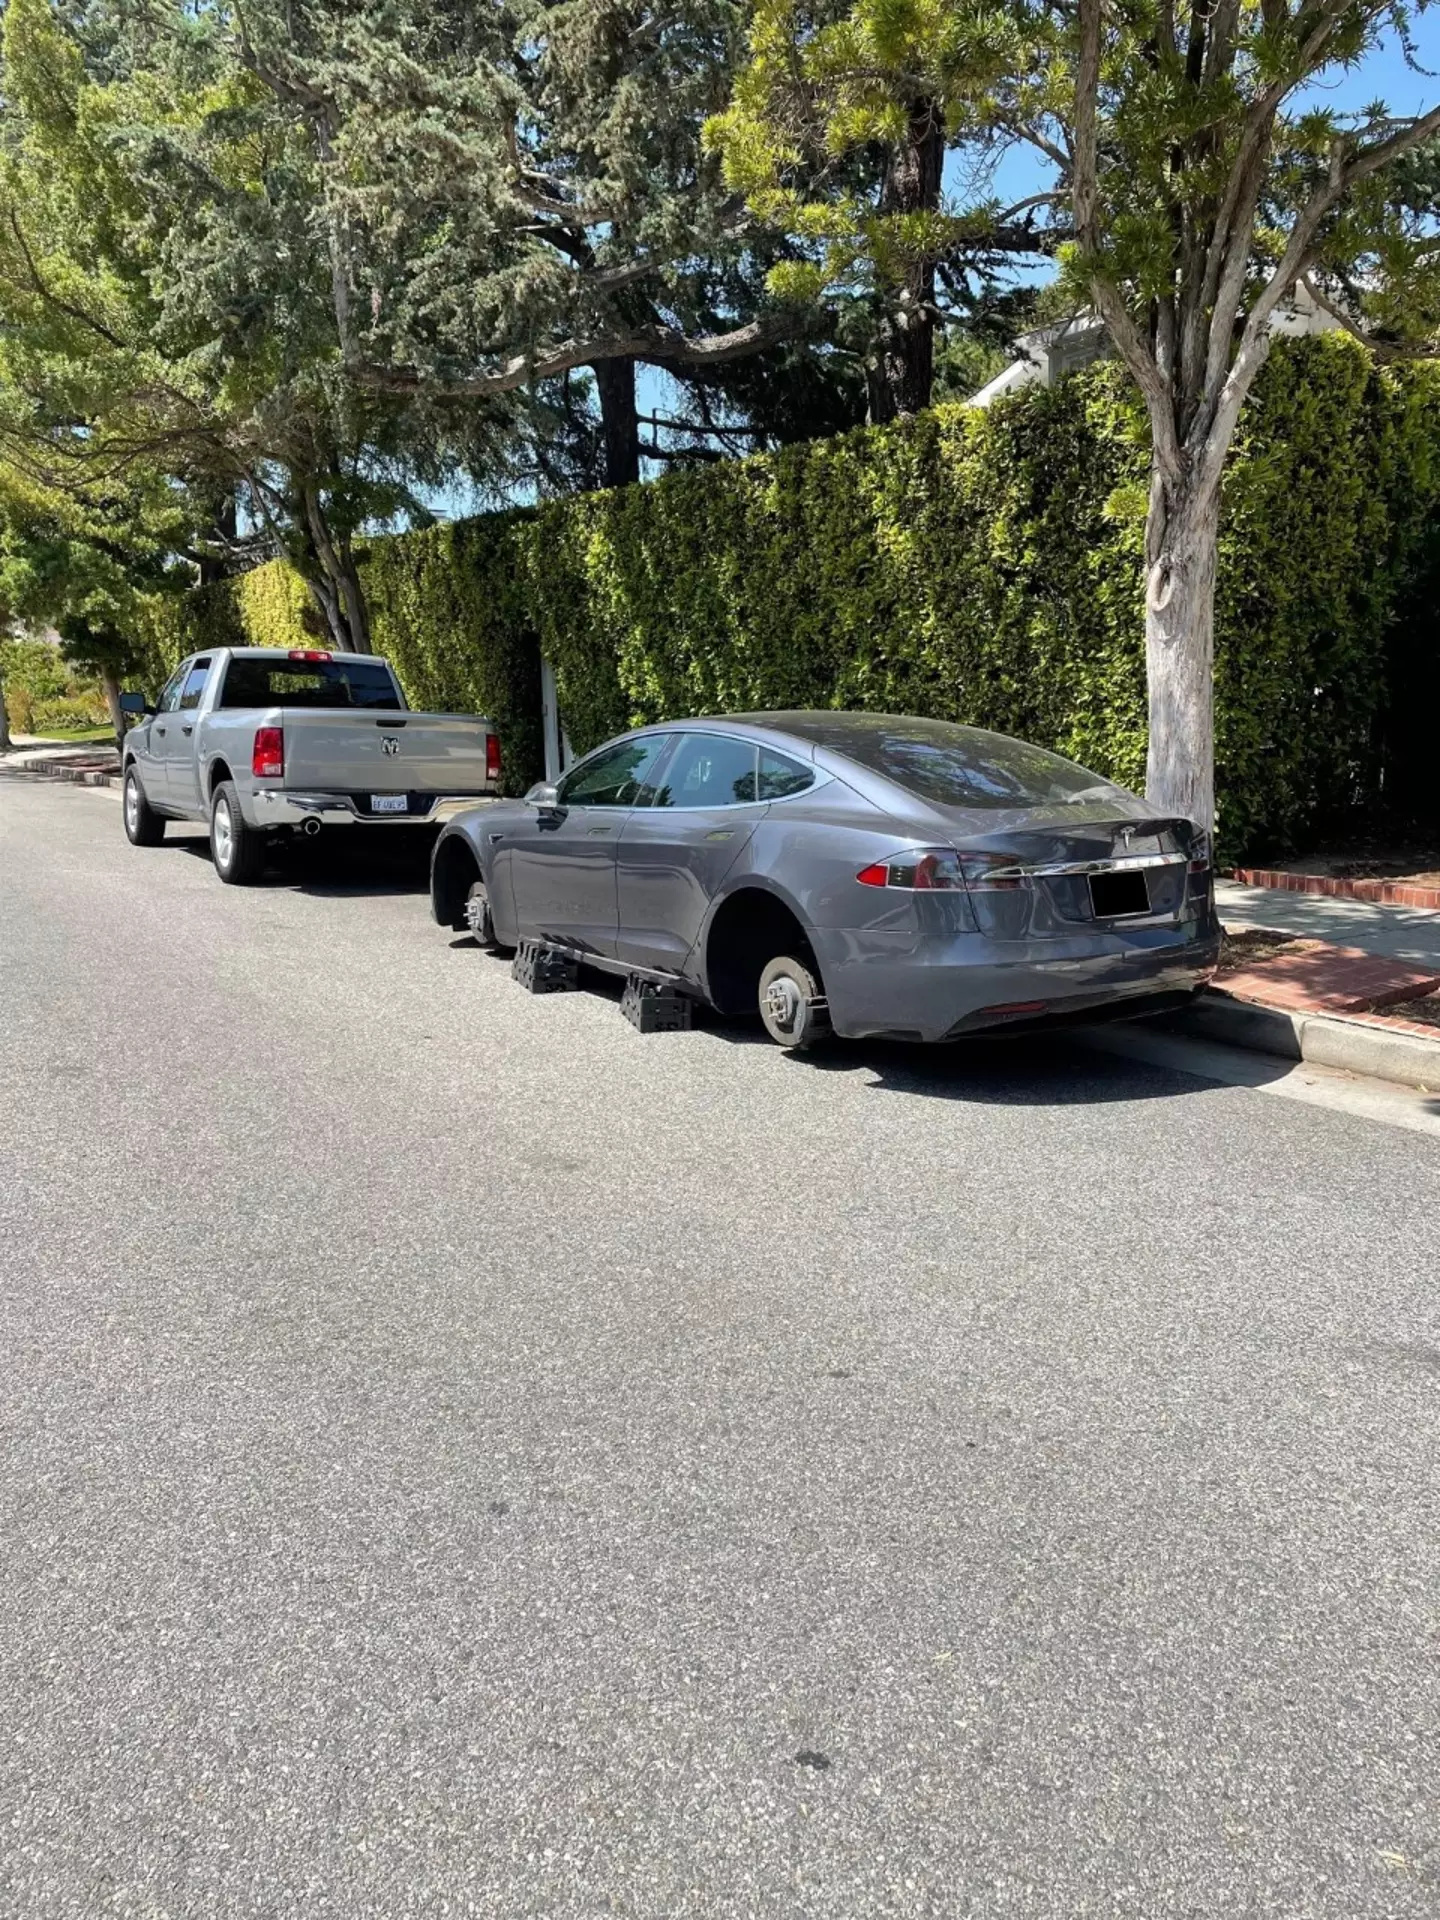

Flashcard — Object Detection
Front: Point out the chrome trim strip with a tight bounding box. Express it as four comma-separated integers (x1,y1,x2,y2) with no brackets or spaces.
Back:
969,851,1188,881
1030,851,1188,877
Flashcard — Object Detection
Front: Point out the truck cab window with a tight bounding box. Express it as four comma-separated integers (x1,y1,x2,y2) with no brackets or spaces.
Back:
178,659,213,711
156,665,188,715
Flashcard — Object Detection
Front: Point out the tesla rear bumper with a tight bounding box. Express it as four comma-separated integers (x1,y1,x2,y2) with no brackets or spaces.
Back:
814,923,1223,1043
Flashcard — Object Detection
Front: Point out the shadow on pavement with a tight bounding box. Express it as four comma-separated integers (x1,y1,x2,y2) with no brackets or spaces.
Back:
456,952,1289,1107
150,826,434,898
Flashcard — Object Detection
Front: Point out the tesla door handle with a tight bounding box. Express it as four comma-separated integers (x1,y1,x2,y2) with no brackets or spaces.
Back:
586,826,614,836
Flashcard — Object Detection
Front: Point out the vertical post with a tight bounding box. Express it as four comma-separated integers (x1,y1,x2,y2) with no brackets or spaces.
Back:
541,657,563,784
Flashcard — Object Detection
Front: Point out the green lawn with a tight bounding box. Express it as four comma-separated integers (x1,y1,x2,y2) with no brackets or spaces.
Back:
32,724,115,744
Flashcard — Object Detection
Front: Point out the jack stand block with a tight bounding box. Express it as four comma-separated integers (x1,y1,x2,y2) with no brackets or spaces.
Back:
513,940,580,994
621,974,693,1034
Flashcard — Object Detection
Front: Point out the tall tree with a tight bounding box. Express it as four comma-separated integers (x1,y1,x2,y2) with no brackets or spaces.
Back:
716,0,1440,828
228,0,818,486
706,0,1058,420
513,1,752,485
0,460,195,739
0,0,462,649
1001,0,1440,827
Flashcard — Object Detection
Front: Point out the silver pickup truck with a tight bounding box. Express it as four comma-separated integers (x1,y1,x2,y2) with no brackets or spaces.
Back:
120,646,500,884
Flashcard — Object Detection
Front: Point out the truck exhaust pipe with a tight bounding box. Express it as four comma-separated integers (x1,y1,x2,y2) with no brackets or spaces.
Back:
302,816,322,837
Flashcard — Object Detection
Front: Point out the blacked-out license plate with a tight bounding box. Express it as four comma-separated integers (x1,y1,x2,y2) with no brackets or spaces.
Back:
1090,870,1151,918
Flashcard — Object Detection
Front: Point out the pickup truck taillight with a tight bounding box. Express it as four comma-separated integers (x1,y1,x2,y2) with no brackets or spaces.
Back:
252,726,284,779
486,733,502,786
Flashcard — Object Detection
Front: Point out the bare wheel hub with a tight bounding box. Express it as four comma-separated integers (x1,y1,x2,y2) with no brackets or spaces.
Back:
464,882,493,944
765,975,802,1032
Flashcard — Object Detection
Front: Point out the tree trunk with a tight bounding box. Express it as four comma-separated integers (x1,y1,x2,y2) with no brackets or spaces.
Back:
1143,467,1219,832
594,354,641,488
872,98,944,421
298,483,371,652
199,492,239,587
0,676,11,752
100,668,125,752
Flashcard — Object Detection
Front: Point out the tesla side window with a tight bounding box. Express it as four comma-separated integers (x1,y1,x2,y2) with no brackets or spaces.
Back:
758,749,813,800
558,736,667,808
828,722,1123,809
646,734,759,809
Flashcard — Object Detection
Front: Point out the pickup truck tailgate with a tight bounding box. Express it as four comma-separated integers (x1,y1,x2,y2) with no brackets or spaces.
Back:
279,711,494,795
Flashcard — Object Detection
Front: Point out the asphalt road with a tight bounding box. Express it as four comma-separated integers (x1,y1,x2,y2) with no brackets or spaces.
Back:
2,776,1438,1920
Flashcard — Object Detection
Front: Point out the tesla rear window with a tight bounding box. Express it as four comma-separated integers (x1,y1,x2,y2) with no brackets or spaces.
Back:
218,658,403,710
832,722,1121,809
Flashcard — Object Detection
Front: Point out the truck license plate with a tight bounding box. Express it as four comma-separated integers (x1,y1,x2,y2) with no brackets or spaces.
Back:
370,794,409,814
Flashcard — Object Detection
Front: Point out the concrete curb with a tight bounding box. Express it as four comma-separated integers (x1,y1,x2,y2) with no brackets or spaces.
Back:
1,754,121,789
1170,992,1440,1091
1229,866,1440,911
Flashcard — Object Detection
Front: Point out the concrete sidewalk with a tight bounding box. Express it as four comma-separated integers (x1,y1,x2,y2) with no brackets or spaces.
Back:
1193,879,1440,1089
1215,877,1440,967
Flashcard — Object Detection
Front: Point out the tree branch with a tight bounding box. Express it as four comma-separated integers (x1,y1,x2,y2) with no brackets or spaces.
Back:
1073,0,1180,472
1300,272,1440,360
349,312,808,399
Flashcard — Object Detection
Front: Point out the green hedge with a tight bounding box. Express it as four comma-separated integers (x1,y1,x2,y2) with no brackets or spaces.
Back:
176,335,1440,856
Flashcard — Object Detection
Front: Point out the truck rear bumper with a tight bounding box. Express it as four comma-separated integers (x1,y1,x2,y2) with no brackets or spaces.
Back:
249,790,495,829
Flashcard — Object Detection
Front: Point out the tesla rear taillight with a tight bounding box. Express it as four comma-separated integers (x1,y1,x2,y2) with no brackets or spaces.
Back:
1187,829,1212,874
856,849,966,890
288,649,332,662
486,733,502,785
252,726,284,779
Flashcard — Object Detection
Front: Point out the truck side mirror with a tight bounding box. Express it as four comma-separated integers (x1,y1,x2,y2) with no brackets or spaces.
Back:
119,691,155,719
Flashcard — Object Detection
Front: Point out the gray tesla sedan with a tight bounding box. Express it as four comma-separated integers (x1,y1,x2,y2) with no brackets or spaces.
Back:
430,712,1221,1048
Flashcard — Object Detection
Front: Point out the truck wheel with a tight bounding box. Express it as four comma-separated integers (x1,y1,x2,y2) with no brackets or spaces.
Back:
758,954,831,1051
210,781,263,886
464,878,498,950
123,767,165,847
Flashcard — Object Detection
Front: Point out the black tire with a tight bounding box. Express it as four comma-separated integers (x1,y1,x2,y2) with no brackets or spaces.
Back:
210,780,263,886
758,953,831,1051
122,766,165,847
464,877,499,950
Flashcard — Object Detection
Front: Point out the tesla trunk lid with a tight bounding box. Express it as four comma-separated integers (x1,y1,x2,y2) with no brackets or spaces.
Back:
956,816,1200,939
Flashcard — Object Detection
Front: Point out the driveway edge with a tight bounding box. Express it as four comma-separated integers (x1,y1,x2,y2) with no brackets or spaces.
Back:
1,754,121,789
1170,993,1440,1090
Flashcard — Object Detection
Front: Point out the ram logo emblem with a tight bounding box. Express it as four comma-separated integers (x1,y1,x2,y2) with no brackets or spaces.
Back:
381,736,400,757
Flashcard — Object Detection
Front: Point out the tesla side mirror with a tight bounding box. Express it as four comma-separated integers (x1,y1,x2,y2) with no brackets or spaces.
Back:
119,691,155,719
525,781,561,811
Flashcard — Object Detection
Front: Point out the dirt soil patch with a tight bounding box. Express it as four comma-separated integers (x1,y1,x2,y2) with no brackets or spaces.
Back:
1215,928,1321,975
1369,993,1440,1030
1282,844,1440,887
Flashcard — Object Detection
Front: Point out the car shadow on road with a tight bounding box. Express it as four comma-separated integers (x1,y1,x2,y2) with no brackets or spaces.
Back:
510,959,1279,1108
155,829,434,898
753,1025,1236,1107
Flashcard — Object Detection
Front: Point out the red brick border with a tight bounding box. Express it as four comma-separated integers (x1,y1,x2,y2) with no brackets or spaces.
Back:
1229,868,1440,911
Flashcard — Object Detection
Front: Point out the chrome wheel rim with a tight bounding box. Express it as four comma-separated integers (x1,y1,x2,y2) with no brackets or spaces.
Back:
213,797,233,868
124,777,140,835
